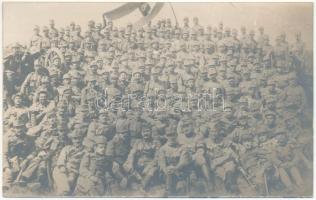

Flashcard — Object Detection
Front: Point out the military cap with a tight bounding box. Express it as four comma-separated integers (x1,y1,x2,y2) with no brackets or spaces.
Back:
239,96,249,103
217,66,226,72
11,43,22,49
62,73,71,80
40,76,50,84
85,74,97,82
183,59,194,66
208,68,217,75
12,92,23,101
132,67,142,75
83,137,95,148
69,71,81,79
85,51,97,58
68,129,84,138
169,76,178,84
238,110,249,119
93,135,107,145
265,95,276,103
205,59,216,67
64,51,73,58
226,72,236,79
151,67,160,75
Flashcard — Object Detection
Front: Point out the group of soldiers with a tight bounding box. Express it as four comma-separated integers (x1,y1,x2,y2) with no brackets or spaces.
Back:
3,17,312,197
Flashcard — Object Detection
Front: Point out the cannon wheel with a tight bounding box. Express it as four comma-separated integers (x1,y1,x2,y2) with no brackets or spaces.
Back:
44,48,64,68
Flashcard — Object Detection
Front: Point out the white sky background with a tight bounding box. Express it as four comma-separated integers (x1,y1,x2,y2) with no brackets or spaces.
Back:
3,2,313,50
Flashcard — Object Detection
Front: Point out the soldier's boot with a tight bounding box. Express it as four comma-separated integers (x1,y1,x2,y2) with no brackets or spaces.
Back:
290,167,304,187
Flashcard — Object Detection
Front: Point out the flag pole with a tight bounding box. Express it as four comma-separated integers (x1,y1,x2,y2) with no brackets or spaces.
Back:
169,3,178,26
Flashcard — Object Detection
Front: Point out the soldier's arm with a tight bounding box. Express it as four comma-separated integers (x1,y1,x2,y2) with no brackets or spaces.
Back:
56,146,68,172
123,143,138,173
20,74,31,94
176,147,191,171
26,123,43,137
157,149,167,174
78,153,93,178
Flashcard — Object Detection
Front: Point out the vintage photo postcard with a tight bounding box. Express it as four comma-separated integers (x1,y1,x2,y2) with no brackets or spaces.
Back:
2,2,313,197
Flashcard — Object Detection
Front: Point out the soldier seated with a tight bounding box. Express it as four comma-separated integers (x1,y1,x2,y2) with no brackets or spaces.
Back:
75,136,113,196
157,124,191,196
123,123,159,192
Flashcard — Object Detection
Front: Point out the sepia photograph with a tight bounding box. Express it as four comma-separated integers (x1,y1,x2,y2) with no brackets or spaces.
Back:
2,2,313,197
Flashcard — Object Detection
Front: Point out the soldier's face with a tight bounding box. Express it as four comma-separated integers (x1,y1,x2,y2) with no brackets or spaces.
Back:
72,137,81,147
14,96,22,106
95,144,106,155
39,93,48,104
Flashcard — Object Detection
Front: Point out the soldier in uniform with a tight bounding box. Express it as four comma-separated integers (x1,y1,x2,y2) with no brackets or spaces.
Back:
75,135,113,196
30,26,42,53
52,129,85,195
3,118,34,190
157,124,191,196
123,122,159,191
